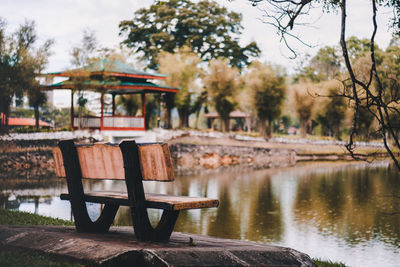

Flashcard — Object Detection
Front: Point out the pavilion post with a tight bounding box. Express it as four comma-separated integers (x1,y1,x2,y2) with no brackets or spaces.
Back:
112,94,115,116
100,91,104,130
70,90,74,130
141,93,146,129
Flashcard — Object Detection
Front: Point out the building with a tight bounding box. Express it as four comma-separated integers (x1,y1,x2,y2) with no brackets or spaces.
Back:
40,59,179,142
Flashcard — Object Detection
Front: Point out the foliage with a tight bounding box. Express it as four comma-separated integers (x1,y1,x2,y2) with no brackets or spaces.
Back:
244,61,286,139
145,94,160,129
69,30,97,128
23,22,53,130
116,94,140,116
293,82,316,137
70,29,97,67
316,84,347,140
0,18,52,133
309,46,341,80
49,107,71,129
203,59,240,132
158,46,202,127
10,107,34,118
119,0,260,69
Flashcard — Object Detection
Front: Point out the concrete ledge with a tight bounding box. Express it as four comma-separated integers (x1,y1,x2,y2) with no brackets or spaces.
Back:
0,225,315,266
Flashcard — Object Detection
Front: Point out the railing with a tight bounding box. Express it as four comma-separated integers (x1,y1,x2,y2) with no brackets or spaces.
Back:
103,116,145,129
73,116,145,130
73,117,101,128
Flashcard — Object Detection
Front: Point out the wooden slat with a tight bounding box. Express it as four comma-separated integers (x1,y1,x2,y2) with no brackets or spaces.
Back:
53,142,174,181
53,147,66,178
78,143,125,180
138,143,174,181
60,191,219,211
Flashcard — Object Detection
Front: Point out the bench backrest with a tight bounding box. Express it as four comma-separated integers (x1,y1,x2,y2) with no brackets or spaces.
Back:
53,141,174,181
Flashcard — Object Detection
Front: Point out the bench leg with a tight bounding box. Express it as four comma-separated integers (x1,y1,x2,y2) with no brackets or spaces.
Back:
74,203,120,233
154,210,180,241
131,209,180,242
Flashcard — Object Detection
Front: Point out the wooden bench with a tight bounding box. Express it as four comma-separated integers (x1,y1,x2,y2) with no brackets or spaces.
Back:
52,139,219,242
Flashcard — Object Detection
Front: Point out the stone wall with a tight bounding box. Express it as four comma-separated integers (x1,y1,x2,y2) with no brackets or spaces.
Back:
0,142,298,177
169,143,296,174
0,150,55,179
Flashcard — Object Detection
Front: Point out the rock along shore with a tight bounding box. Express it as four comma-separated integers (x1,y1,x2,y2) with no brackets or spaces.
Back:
0,225,316,266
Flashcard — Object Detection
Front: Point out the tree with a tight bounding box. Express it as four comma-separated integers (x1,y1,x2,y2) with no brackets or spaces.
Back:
244,61,286,139
203,59,240,132
309,46,342,80
249,0,400,170
27,28,53,129
0,19,52,133
0,18,18,133
69,30,98,129
119,0,260,69
293,83,316,137
158,46,202,128
316,85,347,139
116,95,140,116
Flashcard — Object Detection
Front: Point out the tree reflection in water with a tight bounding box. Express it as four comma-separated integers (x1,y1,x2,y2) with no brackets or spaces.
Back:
293,163,400,247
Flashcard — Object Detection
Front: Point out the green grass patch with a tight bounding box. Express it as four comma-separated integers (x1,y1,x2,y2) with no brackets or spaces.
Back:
313,258,347,267
0,249,81,267
0,208,73,226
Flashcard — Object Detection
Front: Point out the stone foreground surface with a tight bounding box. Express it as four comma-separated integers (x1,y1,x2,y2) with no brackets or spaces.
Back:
0,225,316,266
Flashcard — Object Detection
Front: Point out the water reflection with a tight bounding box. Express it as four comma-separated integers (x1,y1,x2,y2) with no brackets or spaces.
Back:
293,163,400,248
1,161,400,266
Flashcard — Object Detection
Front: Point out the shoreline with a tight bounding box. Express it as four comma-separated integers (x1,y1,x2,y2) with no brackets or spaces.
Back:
0,132,391,176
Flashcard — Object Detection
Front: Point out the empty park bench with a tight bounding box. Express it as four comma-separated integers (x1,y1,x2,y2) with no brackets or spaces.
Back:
52,139,219,242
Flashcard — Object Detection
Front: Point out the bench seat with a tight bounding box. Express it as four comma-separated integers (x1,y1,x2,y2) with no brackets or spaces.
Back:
61,191,219,211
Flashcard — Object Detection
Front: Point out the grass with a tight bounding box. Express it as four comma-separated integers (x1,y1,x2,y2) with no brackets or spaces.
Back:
0,208,79,266
0,208,73,226
313,258,347,267
0,208,346,266
0,249,82,267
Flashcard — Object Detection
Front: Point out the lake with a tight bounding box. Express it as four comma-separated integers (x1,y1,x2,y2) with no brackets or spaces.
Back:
1,161,399,266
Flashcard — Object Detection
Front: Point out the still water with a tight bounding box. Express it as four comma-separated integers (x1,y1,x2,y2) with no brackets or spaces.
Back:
1,161,400,266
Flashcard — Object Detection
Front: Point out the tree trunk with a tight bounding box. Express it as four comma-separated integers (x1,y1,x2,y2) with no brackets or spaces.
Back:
260,119,272,140
300,120,307,138
195,110,201,129
178,108,190,128
222,117,230,132
34,105,40,130
0,108,9,134
164,93,175,129
259,120,267,140
165,107,172,129
335,124,341,140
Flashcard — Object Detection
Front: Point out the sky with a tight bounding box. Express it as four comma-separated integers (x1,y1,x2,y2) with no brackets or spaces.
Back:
0,0,395,106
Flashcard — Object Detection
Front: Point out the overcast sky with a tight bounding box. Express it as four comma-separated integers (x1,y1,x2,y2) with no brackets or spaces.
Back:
0,0,395,105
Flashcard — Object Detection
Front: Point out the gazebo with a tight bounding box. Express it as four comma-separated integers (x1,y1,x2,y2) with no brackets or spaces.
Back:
41,59,179,141
205,111,250,132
